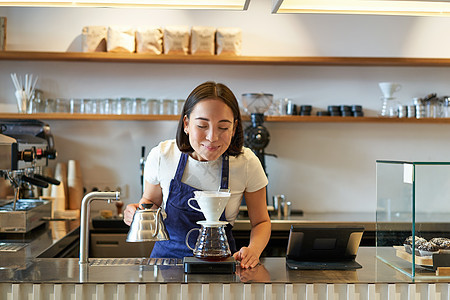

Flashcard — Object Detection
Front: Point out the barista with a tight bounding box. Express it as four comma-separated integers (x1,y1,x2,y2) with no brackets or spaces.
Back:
124,81,271,269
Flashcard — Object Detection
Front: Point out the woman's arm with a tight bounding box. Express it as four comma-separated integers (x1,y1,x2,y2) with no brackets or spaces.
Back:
123,180,163,226
233,186,271,268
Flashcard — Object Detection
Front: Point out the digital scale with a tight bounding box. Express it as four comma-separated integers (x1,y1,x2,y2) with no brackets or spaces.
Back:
183,257,236,274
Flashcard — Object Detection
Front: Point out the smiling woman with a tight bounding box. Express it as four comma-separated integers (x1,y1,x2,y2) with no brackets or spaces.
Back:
182,99,236,161
123,81,271,269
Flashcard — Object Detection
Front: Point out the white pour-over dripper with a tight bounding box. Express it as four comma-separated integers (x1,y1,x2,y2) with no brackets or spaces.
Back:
379,82,401,98
187,191,231,224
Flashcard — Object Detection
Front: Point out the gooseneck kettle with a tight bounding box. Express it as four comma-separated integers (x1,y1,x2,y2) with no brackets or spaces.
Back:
126,204,169,242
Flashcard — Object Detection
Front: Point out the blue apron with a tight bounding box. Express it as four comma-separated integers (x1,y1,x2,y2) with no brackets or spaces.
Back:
150,153,237,258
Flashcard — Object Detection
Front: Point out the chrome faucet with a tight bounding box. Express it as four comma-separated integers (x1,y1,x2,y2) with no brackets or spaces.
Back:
79,191,120,265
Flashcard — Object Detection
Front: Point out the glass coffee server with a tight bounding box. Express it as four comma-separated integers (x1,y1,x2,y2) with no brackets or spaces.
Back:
376,161,450,278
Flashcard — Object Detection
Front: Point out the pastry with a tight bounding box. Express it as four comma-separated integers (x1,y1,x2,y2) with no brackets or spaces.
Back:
404,236,427,246
417,241,439,252
440,240,450,250
430,237,450,248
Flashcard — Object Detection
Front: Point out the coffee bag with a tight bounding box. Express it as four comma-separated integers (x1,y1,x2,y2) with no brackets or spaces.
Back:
191,26,215,56
107,26,136,53
136,27,163,54
163,26,190,55
216,27,242,56
81,26,107,52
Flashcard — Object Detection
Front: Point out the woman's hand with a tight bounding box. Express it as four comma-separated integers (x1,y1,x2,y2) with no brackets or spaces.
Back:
235,187,271,269
123,203,139,226
124,181,164,226
233,246,260,269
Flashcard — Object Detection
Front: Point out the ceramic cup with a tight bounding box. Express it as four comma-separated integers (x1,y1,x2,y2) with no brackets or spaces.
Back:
187,191,231,222
379,82,401,98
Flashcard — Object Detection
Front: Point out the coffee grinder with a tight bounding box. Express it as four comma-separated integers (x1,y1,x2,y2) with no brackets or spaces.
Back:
241,93,276,173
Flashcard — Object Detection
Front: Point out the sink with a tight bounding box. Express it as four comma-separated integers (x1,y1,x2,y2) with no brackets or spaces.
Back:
89,257,182,266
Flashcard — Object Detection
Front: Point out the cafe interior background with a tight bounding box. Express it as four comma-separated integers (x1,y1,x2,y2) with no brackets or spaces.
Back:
1,0,450,214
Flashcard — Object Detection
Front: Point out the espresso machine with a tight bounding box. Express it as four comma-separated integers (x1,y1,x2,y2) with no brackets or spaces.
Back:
0,119,59,233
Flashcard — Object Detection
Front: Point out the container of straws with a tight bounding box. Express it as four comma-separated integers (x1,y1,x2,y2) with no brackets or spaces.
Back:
10,73,38,114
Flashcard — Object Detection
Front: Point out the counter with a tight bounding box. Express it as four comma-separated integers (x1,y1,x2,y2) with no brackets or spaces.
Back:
2,213,450,299
0,248,424,283
2,248,450,299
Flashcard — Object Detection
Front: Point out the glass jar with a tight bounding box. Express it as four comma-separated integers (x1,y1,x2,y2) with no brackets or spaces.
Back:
173,99,185,115
69,98,83,114
135,98,145,114
31,89,44,113
55,98,69,113
160,99,174,115
147,99,160,115
426,97,443,118
45,98,56,113
414,98,426,119
443,97,450,118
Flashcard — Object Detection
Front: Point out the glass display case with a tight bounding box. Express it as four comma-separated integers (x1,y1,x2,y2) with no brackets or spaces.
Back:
376,160,450,278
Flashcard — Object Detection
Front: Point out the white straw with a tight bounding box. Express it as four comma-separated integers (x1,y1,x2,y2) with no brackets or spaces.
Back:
31,76,38,96
25,74,28,95
10,73,20,91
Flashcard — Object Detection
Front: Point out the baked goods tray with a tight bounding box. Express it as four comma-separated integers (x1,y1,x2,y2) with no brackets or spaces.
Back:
394,246,433,266
394,246,450,276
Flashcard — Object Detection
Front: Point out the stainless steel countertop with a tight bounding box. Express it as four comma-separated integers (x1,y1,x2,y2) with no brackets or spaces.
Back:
1,248,449,284
234,212,376,231
0,219,79,270
2,213,450,284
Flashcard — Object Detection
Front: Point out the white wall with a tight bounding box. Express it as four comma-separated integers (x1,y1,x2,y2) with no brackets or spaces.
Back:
1,0,450,213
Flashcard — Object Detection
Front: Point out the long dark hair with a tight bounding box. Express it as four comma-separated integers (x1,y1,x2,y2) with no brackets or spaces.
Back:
176,81,244,156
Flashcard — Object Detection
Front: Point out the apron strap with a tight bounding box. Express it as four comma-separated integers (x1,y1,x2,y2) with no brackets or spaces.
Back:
174,153,188,182
220,155,229,190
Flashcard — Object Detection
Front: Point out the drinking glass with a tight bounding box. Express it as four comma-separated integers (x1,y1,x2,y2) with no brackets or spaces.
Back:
69,98,83,114
161,99,174,115
95,98,108,114
56,98,69,113
32,90,44,113
83,99,93,114
135,98,145,114
173,99,185,115
147,99,160,115
45,99,56,113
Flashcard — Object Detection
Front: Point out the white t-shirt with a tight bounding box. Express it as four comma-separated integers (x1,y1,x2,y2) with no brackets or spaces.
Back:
144,139,268,225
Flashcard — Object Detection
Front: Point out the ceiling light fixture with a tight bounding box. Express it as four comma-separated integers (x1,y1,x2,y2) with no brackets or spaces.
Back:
272,0,450,16
0,0,250,10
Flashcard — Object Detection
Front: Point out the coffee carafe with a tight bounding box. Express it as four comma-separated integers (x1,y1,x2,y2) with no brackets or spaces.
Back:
378,82,402,117
185,223,231,260
185,191,232,260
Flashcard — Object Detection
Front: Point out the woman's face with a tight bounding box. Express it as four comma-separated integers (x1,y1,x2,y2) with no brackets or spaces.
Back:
183,99,236,162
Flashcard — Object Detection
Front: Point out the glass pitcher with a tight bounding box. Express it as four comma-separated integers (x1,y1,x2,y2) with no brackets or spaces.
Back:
380,97,401,117
185,224,231,260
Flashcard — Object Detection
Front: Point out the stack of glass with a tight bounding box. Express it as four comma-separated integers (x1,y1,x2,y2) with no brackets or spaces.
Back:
28,97,186,115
